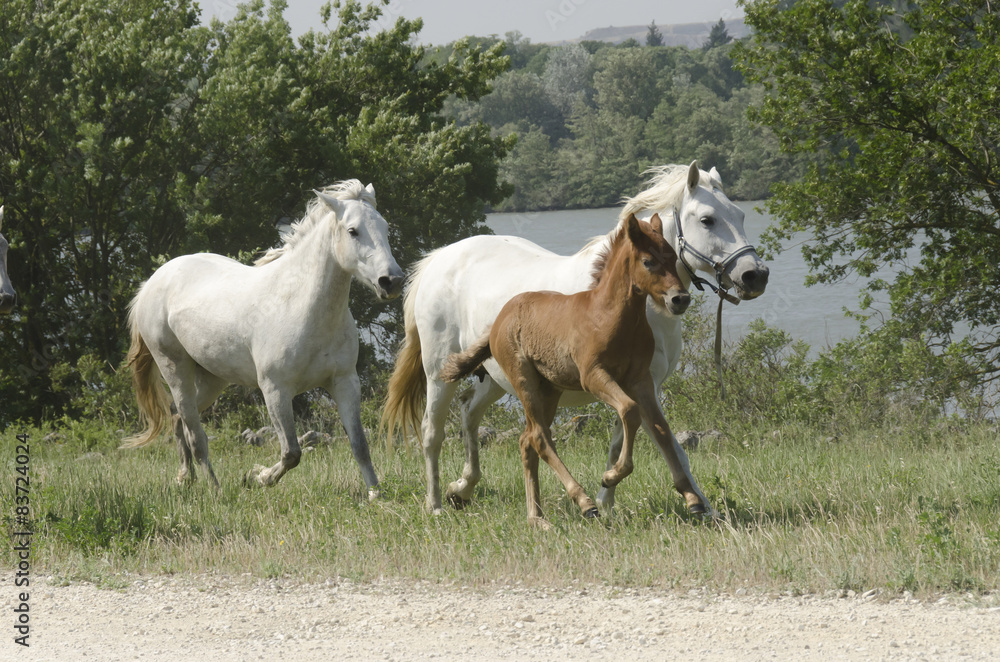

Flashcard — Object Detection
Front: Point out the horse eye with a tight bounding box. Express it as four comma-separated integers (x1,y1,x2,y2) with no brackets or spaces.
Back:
348,227,359,237
700,216,715,227
642,258,657,270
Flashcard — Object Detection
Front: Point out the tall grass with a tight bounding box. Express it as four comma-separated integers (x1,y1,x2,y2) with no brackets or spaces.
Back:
3,409,999,596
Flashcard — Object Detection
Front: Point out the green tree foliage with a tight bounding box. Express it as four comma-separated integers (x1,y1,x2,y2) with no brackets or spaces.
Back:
735,0,1000,383
443,29,815,213
646,21,665,47
704,19,732,50
0,0,510,423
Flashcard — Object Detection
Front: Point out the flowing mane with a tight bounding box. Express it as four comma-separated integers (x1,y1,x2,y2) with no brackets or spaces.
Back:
617,164,724,226
588,224,627,288
255,179,376,266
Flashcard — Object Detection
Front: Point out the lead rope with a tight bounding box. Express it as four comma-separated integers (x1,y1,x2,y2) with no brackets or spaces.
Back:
671,209,746,400
715,294,726,400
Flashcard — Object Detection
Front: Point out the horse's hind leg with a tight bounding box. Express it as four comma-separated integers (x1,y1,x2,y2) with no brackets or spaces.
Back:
248,380,300,487
421,378,459,513
165,362,221,487
328,373,379,500
447,377,505,508
518,379,598,522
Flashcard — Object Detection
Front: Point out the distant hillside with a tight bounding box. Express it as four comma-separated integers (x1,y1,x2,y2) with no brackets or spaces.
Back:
557,17,749,48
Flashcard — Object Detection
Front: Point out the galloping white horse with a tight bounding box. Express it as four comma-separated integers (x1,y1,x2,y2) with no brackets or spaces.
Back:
0,207,16,314
383,162,769,515
124,181,404,496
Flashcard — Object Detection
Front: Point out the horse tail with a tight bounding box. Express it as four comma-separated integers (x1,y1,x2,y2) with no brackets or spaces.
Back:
381,263,429,445
439,332,492,383
121,299,171,449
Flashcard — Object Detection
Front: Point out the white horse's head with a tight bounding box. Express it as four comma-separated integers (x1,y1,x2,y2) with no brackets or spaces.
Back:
621,161,769,301
0,206,16,314
313,182,404,300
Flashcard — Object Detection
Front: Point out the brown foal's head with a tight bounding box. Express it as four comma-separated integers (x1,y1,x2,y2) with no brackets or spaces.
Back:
625,213,690,316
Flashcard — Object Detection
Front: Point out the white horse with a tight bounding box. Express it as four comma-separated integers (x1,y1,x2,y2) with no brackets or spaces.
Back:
0,207,16,314
124,180,404,496
383,162,769,515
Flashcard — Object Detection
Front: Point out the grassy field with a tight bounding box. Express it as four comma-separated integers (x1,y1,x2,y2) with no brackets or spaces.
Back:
3,405,999,597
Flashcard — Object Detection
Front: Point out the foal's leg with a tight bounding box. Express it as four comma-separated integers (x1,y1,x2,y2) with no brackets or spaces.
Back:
328,372,379,500
446,377,505,508
247,379,301,487
518,380,599,523
633,382,714,516
581,369,641,489
421,377,460,513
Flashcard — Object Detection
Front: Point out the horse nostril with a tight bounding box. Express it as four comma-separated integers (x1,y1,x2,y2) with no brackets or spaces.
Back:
379,275,403,295
672,292,691,310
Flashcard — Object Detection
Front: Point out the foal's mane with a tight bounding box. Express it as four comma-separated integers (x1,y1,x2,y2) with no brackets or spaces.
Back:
255,179,376,266
589,224,628,288
616,164,723,226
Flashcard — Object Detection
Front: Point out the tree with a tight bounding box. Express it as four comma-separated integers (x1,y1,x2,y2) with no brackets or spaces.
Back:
646,20,664,47
0,0,511,422
542,43,591,115
735,0,1000,382
704,19,732,50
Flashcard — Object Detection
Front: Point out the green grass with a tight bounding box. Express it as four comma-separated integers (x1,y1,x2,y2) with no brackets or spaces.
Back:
3,411,999,597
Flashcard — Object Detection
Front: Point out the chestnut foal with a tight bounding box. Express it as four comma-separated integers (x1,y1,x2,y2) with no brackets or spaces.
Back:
441,214,707,526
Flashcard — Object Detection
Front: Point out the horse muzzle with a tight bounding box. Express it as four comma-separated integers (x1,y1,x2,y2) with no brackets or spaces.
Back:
376,273,404,300
663,289,691,316
0,291,15,314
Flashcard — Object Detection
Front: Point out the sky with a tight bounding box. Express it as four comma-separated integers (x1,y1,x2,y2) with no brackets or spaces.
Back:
200,0,744,45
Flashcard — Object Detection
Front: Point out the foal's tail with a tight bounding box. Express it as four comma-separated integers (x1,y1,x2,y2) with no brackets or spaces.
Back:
439,332,493,384
121,305,171,449
381,269,428,445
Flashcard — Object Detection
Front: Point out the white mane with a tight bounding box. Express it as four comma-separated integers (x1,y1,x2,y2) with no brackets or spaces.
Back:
255,179,376,266
617,164,724,226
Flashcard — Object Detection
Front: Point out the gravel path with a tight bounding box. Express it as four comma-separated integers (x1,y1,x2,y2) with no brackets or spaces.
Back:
8,573,1000,661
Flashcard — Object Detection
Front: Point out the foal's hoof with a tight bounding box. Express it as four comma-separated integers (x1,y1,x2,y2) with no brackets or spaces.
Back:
446,493,468,510
583,507,601,519
368,489,380,503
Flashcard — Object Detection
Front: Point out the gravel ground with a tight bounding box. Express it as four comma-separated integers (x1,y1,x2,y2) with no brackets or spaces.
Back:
8,573,1000,661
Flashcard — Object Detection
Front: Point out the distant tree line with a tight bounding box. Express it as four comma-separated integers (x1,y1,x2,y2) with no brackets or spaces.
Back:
434,23,819,212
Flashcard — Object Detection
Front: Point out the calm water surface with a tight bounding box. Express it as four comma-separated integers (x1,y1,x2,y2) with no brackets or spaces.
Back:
487,203,891,352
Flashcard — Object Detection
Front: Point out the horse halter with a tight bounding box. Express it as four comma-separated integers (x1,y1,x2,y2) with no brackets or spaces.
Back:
670,206,758,400
671,208,756,306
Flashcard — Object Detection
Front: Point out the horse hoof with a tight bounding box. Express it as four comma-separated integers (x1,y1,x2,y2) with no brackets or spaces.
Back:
688,503,707,515
447,493,467,510
583,507,601,519
242,465,267,488
528,517,553,531
368,489,380,503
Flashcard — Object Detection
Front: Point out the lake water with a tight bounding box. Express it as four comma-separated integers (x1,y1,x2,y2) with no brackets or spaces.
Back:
487,203,890,352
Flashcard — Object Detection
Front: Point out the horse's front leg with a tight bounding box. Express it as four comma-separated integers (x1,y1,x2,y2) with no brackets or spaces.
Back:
595,418,625,516
328,372,379,501
247,380,301,487
582,370,640,489
633,383,715,518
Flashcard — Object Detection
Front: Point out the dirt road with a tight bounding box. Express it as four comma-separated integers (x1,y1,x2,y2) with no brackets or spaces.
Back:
7,573,1000,661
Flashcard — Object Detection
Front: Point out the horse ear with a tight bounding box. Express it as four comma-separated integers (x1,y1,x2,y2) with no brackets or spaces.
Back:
708,167,723,188
0,206,4,230
686,160,700,191
314,189,347,219
365,182,376,196
625,213,646,247
649,212,663,235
